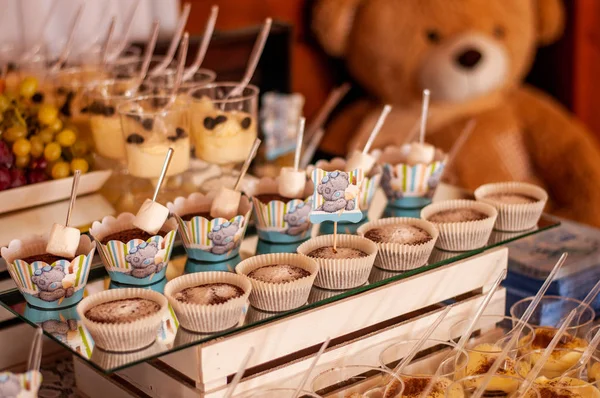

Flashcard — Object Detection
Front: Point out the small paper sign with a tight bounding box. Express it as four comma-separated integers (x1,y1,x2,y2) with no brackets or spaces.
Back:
310,169,364,224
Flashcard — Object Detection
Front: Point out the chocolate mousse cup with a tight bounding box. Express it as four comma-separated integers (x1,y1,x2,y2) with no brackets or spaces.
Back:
474,182,548,232
421,200,498,252
164,272,252,333
357,217,439,271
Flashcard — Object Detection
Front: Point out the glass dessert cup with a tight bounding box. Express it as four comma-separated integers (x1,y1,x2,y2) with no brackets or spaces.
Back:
525,377,600,398
379,339,469,397
188,82,259,191
311,365,405,397
447,375,541,398
516,349,599,381
449,316,536,382
510,296,595,342
117,94,191,203
144,68,216,95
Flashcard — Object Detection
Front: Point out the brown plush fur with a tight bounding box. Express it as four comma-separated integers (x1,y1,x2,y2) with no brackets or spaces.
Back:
313,0,600,226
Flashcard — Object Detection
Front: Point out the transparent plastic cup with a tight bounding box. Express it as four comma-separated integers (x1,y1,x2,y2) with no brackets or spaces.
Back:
516,349,599,380
446,375,541,398
144,68,216,95
311,365,405,397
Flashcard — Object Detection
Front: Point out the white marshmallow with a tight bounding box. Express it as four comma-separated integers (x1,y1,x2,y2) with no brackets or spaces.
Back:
210,187,241,220
46,223,81,258
406,143,436,166
346,150,376,174
278,167,306,199
133,199,169,235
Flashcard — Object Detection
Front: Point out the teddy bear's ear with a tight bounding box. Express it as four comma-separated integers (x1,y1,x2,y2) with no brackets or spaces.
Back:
536,0,565,46
312,0,364,57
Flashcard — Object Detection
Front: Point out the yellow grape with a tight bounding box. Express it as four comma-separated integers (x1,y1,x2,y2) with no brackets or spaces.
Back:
56,129,77,147
19,77,38,99
50,118,63,132
51,161,70,179
44,142,62,162
12,138,31,157
30,136,44,158
3,125,27,142
15,154,30,168
38,104,58,126
70,158,89,174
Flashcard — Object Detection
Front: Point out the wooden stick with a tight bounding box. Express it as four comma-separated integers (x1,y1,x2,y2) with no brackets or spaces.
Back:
333,222,338,253
65,170,81,227
294,117,306,171
234,138,261,192
419,89,431,145
363,104,392,154
152,148,174,202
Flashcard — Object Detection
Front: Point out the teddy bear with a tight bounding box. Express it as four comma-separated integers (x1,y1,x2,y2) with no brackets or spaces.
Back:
42,319,78,343
312,0,600,227
317,171,355,212
283,201,312,235
208,221,240,254
31,265,74,302
0,373,21,398
125,241,165,279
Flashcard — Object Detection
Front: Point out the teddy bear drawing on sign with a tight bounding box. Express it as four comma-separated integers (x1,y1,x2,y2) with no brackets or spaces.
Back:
0,373,21,398
125,241,165,279
316,171,355,212
284,201,312,235
208,221,240,255
31,265,75,302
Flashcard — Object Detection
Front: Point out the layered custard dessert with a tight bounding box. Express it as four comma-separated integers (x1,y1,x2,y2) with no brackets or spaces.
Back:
364,224,433,245
85,297,161,323
247,264,310,283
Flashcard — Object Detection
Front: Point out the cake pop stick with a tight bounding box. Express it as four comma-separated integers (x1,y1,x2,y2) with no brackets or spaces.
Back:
138,20,161,83
49,3,85,73
278,117,307,198
210,138,261,220
293,338,331,398
345,104,392,173
223,347,255,398
333,221,338,252
515,309,577,398
225,18,272,101
183,5,218,81
101,17,117,66
563,324,600,378
106,0,141,62
133,148,174,235
149,2,191,76
46,171,81,258
470,253,568,398
405,89,435,166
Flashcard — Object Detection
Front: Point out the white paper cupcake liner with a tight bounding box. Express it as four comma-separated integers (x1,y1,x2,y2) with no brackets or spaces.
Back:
421,200,498,252
77,288,168,353
357,217,439,271
90,342,165,369
296,235,377,290
474,182,548,232
235,253,318,312
164,271,251,333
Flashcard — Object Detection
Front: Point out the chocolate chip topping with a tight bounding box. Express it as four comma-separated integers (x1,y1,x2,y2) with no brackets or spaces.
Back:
240,117,252,129
127,133,145,144
215,115,227,125
484,193,538,205
203,117,216,130
141,118,154,131
100,228,167,244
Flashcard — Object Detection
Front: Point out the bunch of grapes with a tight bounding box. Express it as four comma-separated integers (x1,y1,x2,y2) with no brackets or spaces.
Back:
0,77,92,191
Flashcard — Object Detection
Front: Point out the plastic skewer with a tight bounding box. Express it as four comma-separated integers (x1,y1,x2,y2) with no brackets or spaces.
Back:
223,347,255,398
153,149,174,202
563,323,600,377
294,117,306,171
138,21,161,83
150,2,191,75
49,3,85,73
171,32,189,98
292,338,331,398
234,138,261,192
183,5,218,81
65,171,81,227
107,0,141,62
470,253,568,398
363,104,392,154
101,17,117,65
419,89,431,145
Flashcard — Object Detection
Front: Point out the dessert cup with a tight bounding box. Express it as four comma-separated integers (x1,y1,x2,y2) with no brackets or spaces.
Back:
447,375,541,398
311,365,405,397
246,176,314,243
516,349,598,380
421,200,498,251
164,271,251,333
374,144,446,209
1,235,96,309
77,288,168,353
474,182,548,232
297,235,378,290
510,296,595,340
248,388,321,397
167,192,253,262
524,377,600,398
235,253,318,312
89,212,178,286
0,370,43,398
357,217,439,271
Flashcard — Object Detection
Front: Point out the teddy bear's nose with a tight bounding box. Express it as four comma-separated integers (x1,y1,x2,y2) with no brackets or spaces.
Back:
456,48,483,69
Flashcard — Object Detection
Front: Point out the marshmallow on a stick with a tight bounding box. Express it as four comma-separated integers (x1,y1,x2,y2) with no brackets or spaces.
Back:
210,138,261,219
406,142,436,166
278,117,306,199
46,171,82,258
345,104,392,173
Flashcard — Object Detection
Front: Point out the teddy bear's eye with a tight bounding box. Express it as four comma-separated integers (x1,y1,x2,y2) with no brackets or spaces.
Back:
494,25,506,39
426,29,442,44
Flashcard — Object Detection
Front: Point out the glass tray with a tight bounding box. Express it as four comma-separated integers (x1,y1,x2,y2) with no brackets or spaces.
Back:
0,215,559,374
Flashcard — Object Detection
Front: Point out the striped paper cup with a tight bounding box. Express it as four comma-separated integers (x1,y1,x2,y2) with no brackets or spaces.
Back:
0,370,43,398
89,213,178,286
245,177,313,243
1,235,96,309
167,192,253,262
374,144,446,208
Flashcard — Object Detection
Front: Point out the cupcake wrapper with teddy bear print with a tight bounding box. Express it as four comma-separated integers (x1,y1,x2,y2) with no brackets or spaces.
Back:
89,213,178,286
77,288,169,353
0,370,42,398
310,168,365,224
167,193,253,262
1,235,96,309
165,272,251,333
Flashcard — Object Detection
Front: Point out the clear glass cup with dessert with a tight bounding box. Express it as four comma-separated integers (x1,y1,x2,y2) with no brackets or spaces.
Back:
311,364,405,397
516,348,600,381
446,375,541,398
144,68,216,95
379,339,469,398
117,95,191,201
587,326,600,384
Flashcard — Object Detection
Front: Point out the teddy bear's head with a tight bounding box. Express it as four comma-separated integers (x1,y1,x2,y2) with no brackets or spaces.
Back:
31,265,66,292
317,171,350,201
208,221,240,246
313,0,564,104
125,241,159,269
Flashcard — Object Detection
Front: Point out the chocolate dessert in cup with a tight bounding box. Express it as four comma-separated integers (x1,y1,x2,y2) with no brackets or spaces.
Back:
357,217,438,271
474,182,548,232
421,200,498,251
164,271,251,333
297,234,378,290
77,287,168,352
311,365,405,397
235,253,318,312
447,375,540,398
